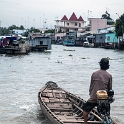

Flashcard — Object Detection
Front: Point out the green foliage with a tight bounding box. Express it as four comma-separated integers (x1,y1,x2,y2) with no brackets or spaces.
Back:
0,27,9,35
8,25,24,30
29,27,40,33
19,25,24,30
101,11,114,25
115,13,124,37
45,29,55,33
0,25,25,35
0,24,54,36
23,31,29,37
23,27,40,36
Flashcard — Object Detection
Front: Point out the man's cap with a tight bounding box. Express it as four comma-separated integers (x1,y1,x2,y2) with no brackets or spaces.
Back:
99,58,109,65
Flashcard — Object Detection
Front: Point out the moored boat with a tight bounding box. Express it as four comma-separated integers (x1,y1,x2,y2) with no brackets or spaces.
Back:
38,81,117,124
63,38,75,46
5,40,30,54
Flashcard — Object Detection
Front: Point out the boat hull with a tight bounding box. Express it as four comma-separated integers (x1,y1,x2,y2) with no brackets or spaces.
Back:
38,81,117,124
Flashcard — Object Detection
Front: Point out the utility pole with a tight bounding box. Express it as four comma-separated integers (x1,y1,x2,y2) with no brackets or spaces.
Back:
0,21,1,35
43,14,44,28
27,17,29,29
33,19,35,28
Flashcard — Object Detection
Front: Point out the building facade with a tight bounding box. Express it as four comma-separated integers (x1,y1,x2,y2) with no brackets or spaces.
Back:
88,18,108,31
55,12,85,33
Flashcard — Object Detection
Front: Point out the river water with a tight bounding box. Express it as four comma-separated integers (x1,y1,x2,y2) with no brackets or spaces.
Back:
0,45,124,124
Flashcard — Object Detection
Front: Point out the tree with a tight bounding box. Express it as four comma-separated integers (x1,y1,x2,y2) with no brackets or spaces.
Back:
45,29,55,33
101,11,114,25
8,25,18,30
19,25,24,30
29,27,40,33
0,27,9,35
115,13,124,37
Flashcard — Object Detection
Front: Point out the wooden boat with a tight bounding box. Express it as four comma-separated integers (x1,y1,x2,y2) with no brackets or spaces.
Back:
5,40,30,54
38,81,117,124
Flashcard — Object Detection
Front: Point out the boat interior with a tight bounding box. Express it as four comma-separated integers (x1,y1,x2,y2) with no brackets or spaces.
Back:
39,83,103,124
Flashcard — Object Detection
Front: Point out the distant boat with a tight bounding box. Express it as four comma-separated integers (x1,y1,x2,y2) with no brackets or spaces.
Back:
83,41,90,47
75,37,83,46
63,32,76,46
28,33,52,51
5,40,30,54
63,39,75,46
0,36,30,54
63,36,75,46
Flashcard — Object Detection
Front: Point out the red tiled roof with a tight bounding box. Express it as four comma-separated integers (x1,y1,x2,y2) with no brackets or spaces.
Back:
61,12,84,22
69,12,78,21
78,16,84,21
61,15,68,21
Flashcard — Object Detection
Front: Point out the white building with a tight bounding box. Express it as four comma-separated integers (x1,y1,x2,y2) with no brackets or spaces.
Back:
11,29,28,35
55,12,86,33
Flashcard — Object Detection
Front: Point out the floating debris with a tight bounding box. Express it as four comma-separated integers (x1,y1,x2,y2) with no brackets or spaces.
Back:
80,57,90,59
81,57,86,59
63,49,75,51
69,54,73,56
56,60,62,63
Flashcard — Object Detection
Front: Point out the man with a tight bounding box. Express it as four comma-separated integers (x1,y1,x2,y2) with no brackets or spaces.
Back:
83,58,112,124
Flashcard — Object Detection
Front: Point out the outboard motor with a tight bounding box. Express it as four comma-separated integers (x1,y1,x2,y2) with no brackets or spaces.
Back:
107,90,115,104
96,90,115,115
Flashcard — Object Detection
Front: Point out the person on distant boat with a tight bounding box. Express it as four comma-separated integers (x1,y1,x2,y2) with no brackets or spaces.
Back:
82,58,112,124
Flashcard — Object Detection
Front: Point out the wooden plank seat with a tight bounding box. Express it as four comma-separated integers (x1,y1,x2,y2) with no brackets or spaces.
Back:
47,103,73,112
51,108,73,112
46,102,72,109
41,91,67,99
49,98,70,102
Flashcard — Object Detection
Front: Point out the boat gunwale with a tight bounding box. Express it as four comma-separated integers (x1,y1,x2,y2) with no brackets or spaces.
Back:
38,83,117,124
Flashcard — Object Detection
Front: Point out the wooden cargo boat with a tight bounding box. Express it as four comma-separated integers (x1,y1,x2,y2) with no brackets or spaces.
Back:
5,40,30,54
38,81,117,124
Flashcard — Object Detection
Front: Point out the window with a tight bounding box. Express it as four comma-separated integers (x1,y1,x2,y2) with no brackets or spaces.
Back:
75,22,77,26
107,36,110,41
67,23,69,26
40,41,43,45
79,23,81,27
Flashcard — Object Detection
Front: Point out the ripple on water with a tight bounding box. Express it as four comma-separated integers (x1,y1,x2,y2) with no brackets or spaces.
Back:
0,45,124,124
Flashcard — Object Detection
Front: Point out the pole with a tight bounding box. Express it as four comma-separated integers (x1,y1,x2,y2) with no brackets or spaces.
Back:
40,17,41,28
27,17,29,29
33,19,35,28
43,14,44,28
0,21,1,35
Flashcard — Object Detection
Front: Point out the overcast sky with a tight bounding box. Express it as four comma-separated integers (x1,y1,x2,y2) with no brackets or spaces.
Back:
0,0,124,29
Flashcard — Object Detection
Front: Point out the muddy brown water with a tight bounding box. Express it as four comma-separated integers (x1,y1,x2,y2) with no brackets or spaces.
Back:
0,45,124,124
